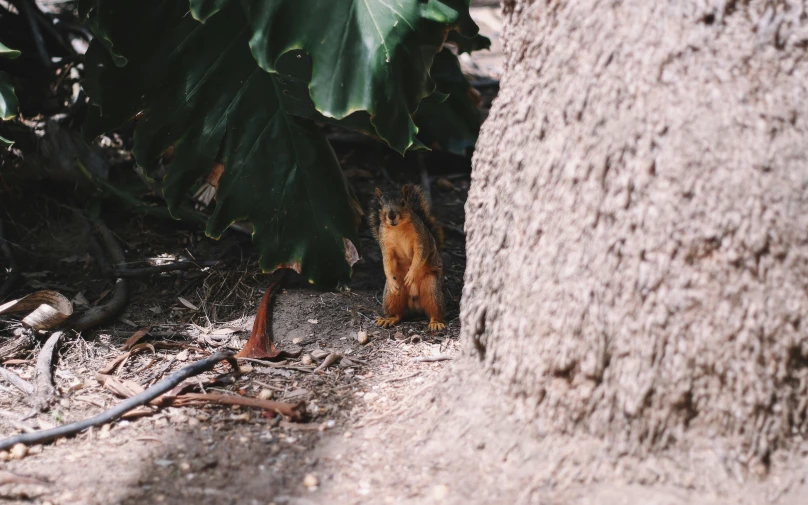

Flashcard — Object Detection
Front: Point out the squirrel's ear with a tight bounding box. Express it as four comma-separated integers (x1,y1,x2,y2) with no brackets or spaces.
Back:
401,184,411,199
374,188,383,199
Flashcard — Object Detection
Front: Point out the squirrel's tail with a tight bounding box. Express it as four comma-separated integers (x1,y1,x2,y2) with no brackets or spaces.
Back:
405,185,444,250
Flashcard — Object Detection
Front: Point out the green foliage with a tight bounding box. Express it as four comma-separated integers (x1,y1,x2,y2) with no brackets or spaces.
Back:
0,43,19,147
0,42,20,60
414,48,482,154
81,0,486,286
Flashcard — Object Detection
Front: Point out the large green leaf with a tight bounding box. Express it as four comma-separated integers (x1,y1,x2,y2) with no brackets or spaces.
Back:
189,0,479,154
0,42,20,60
0,72,16,121
83,0,360,285
0,44,19,148
414,48,481,154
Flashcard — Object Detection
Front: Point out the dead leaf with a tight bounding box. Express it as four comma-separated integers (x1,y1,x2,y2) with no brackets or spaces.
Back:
122,326,152,350
99,376,146,399
178,297,199,311
0,290,73,330
284,388,309,400
211,327,239,335
176,349,189,362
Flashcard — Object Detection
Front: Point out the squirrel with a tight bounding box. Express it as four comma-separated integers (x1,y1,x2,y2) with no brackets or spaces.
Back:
368,184,445,331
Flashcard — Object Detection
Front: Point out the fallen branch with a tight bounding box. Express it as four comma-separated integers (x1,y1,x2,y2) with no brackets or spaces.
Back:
0,367,34,395
413,355,453,363
163,393,304,420
71,218,128,331
0,351,237,450
31,331,64,410
0,218,20,303
109,260,222,278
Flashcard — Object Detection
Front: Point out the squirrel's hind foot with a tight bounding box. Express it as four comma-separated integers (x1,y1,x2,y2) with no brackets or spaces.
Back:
376,316,401,328
428,320,445,332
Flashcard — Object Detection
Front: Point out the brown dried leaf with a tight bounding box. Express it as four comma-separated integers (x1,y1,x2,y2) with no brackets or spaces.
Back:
0,290,73,330
121,326,152,350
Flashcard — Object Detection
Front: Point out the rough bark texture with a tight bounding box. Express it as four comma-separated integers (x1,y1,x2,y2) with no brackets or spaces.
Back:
462,0,808,465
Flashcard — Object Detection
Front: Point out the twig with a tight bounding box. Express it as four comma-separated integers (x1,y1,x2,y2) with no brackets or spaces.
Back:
313,352,341,373
413,355,453,363
31,331,63,410
109,260,222,278
0,367,34,395
0,410,36,434
71,218,128,331
163,393,304,419
0,218,20,302
0,351,237,450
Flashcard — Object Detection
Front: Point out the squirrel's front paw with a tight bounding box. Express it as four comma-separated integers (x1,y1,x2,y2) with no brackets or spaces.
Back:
403,270,415,288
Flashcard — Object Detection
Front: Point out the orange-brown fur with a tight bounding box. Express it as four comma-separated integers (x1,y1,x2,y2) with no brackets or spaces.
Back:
368,185,445,331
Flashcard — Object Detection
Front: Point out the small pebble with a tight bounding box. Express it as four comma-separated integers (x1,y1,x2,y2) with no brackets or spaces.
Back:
303,473,319,489
433,484,450,500
239,364,253,374
180,461,191,472
357,331,369,345
292,338,302,344
343,431,353,439
258,389,274,400
0,451,9,461
10,443,28,460
301,354,313,366
318,419,336,432
99,424,111,439
188,417,200,427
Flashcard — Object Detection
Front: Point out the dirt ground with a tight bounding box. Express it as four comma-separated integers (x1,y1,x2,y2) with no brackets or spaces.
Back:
1,5,808,505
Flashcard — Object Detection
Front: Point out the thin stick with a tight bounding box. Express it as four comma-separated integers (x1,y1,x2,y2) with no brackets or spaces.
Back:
0,367,33,395
413,355,453,363
0,351,237,450
164,393,304,419
0,218,20,302
32,331,63,410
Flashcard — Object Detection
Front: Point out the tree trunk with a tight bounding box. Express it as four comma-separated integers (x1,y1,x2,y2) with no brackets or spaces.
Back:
462,0,808,467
